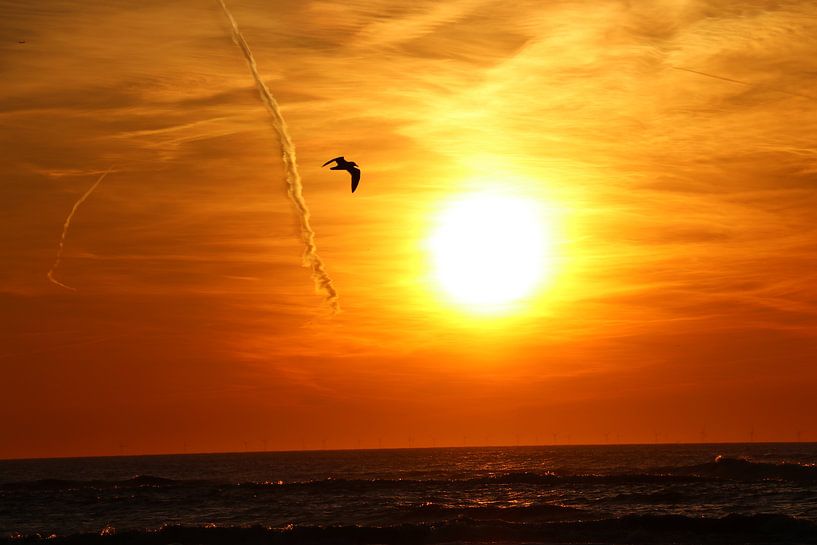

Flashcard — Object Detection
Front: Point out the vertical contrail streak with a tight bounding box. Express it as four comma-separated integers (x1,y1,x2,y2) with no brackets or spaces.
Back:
47,168,111,291
217,0,339,313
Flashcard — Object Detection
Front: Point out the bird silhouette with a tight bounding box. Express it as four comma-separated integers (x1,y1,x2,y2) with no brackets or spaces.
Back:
322,156,361,193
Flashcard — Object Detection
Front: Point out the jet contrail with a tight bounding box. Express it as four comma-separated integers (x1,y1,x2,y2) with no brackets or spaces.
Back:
217,0,339,313
672,66,816,101
47,168,111,291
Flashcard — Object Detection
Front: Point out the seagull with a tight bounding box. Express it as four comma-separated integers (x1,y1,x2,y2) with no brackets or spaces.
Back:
322,156,361,193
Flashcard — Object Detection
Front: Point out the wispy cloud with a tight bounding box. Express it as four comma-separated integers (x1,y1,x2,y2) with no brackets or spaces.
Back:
2,0,817,454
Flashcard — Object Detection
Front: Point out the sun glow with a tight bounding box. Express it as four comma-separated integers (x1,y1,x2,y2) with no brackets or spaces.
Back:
429,192,555,312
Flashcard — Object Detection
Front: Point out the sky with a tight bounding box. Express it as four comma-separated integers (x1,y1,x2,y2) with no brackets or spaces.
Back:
1,0,817,459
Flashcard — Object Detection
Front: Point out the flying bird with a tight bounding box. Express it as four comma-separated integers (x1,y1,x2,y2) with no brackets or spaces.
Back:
322,156,361,193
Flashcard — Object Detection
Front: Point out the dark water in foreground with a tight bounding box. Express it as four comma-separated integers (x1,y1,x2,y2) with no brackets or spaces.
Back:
2,444,816,544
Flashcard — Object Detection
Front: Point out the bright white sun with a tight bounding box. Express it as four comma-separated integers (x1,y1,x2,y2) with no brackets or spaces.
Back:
429,193,554,311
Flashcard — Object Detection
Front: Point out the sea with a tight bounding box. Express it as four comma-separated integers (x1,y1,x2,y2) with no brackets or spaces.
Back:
1,443,816,544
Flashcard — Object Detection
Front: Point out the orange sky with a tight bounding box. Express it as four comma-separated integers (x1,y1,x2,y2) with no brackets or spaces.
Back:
2,0,817,459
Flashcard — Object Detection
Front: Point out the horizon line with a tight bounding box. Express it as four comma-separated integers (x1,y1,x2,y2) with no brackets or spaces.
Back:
3,440,815,463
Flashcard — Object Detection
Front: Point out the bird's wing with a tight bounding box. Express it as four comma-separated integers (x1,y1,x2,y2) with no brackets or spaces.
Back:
322,157,344,167
350,168,361,193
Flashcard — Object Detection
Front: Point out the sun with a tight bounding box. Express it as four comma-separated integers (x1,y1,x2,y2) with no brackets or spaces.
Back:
428,192,554,311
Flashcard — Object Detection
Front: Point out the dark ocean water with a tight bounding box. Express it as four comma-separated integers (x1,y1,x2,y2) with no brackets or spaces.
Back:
1,444,816,544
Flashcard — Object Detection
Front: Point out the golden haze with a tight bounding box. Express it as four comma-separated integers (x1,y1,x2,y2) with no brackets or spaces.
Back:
1,0,817,458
